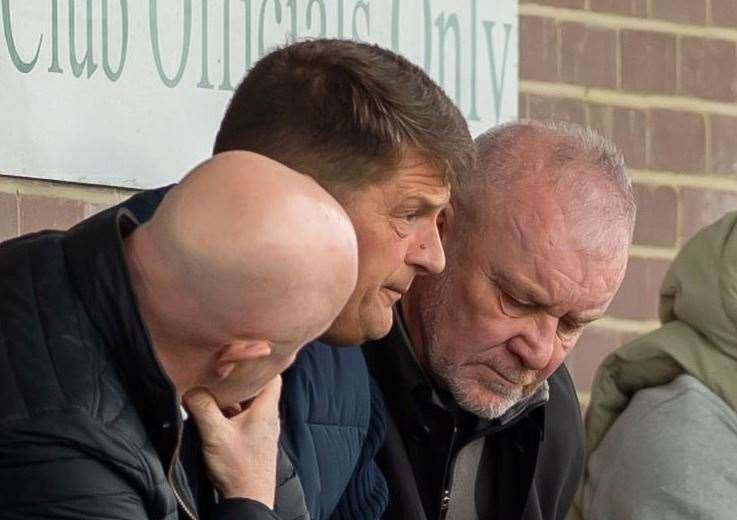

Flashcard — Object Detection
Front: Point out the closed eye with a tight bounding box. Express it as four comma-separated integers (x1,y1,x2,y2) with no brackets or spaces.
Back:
557,320,578,334
499,289,536,317
556,317,589,341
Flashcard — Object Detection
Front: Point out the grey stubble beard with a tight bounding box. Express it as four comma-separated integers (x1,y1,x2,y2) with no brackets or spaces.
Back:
417,269,537,420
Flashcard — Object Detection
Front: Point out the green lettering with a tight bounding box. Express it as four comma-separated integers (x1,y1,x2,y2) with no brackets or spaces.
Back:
306,0,325,37
149,0,192,88
435,12,461,106
258,0,281,58
423,0,432,70
1,0,42,73
102,0,128,81
482,21,512,123
467,0,479,121
219,0,234,90
241,0,252,71
49,0,63,73
390,0,399,52
352,1,368,41
197,0,213,88
337,0,343,38
286,0,297,38
69,0,98,78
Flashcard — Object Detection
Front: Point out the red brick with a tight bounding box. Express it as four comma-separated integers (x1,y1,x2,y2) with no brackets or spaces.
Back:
587,104,614,134
681,37,737,101
589,0,647,16
632,184,678,247
621,31,677,94
527,95,587,125
19,194,86,234
680,188,737,241
520,0,584,8
0,192,17,242
608,257,671,320
651,0,706,24
518,93,529,119
568,327,624,392
587,104,647,169
519,16,559,82
559,23,617,89
649,110,705,173
711,115,737,175
711,0,737,28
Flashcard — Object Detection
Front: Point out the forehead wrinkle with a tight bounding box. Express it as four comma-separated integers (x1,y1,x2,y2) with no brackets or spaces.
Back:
396,177,450,205
533,255,581,304
546,263,583,305
397,171,448,189
503,194,566,249
507,213,527,248
554,260,624,318
376,176,449,217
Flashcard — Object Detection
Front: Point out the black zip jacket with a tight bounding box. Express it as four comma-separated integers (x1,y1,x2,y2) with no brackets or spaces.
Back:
0,206,283,519
363,314,584,520
120,185,388,520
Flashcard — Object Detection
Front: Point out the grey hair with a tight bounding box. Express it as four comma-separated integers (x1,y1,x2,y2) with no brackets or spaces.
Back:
453,119,636,258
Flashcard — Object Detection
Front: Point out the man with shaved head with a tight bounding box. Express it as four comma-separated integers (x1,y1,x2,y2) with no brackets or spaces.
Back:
0,152,358,519
363,120,635,520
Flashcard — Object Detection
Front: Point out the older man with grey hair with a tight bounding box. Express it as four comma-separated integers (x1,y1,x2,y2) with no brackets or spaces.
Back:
363,120,635,520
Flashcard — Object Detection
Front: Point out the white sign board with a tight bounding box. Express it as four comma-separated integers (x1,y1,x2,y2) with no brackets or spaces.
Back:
0,1,518,188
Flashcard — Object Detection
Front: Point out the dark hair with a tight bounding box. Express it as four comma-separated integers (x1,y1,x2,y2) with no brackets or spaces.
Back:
214,39,475,197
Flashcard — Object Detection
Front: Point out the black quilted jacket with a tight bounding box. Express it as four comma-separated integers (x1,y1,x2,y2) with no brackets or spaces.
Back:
0,205,281,519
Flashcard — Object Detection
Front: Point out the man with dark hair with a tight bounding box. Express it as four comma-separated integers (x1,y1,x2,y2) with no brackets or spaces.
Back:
121,39,475,519
364,120,635,520
214,39,474,346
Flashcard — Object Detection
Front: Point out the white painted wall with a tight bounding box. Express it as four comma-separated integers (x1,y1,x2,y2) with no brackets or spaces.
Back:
0,0,517,188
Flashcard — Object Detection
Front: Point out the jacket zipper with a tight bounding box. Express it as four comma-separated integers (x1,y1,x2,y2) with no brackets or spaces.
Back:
167,425,198,520
438,418,459,520
436,403,547,520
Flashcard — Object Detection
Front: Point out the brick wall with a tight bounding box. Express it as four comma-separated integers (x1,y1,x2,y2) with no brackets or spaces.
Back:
0,177,134,244
520,0,737,402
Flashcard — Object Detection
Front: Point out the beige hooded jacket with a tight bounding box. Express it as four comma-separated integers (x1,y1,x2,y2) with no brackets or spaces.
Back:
569,211,737,520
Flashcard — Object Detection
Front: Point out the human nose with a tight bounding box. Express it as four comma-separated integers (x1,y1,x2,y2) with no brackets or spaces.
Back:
506,314,557,370
407,221,446,275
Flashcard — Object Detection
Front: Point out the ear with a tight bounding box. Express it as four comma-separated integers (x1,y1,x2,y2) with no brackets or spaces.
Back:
214,340,271,379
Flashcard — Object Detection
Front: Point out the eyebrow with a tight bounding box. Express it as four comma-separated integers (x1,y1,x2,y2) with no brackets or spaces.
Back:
400,193,450,211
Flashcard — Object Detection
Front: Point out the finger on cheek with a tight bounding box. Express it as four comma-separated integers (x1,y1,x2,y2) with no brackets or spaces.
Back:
183,388,226,428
